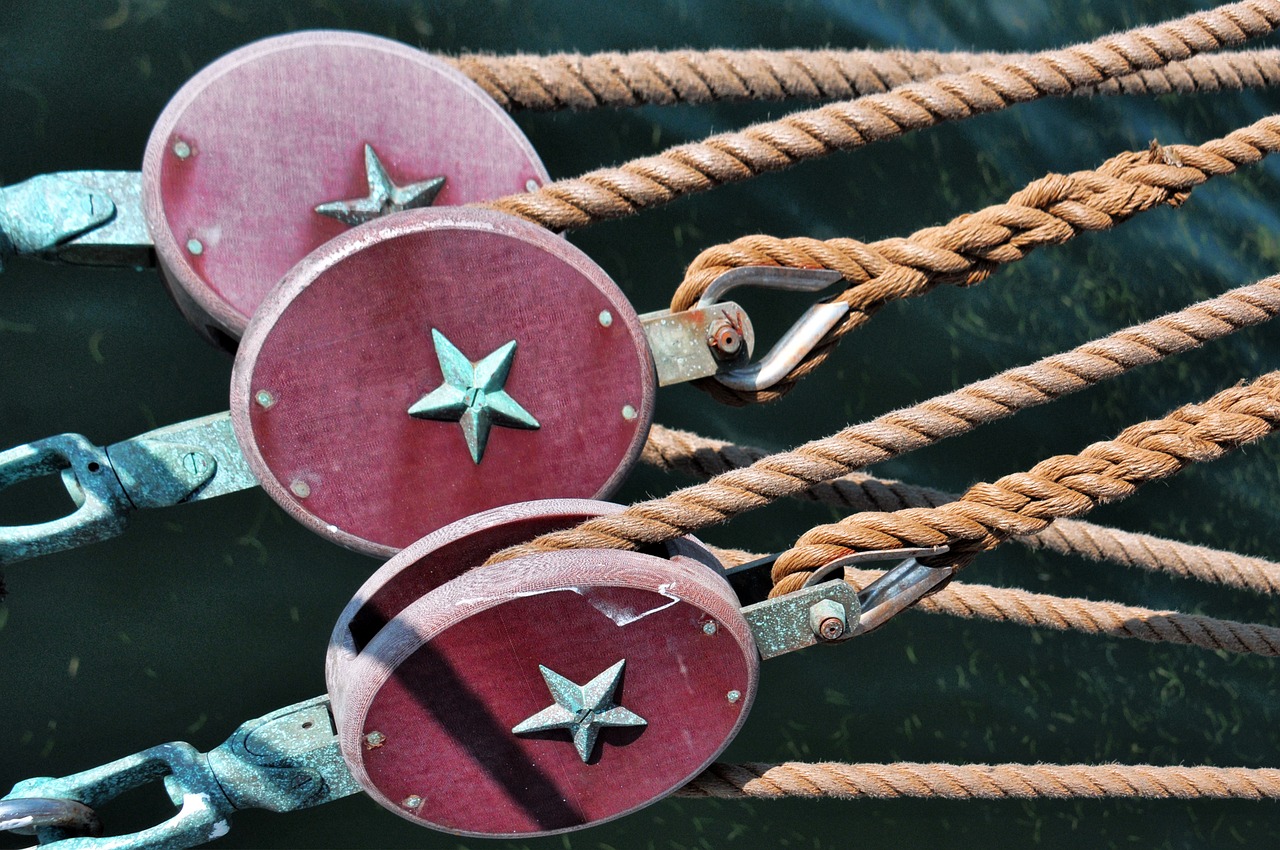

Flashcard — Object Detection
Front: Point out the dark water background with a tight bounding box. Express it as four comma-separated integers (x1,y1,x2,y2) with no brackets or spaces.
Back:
2,1,1280,847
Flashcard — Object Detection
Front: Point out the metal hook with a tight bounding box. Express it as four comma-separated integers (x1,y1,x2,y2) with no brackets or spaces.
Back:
696,266,846,391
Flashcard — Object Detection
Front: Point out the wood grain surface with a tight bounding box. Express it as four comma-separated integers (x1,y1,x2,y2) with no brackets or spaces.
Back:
231,207,655,557
141,30,548,348
332,546,757,837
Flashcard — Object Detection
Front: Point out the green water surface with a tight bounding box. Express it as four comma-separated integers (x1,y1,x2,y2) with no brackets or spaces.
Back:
2,1,1280,847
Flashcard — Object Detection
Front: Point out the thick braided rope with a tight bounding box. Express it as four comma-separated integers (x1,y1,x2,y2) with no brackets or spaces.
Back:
771,371,1280,593
485,277,1280,566
483,1,1280,230
711,547,1280,657
647,425,1280,594
449,47,1280,110
674,114,1280,404
676,762,1280,799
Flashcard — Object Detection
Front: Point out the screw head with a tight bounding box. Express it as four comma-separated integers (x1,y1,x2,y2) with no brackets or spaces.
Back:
290,479,312,499
364,730,386,748
598,310,613,328
727,690,741,704
255,390,275,408
622,404,637,421
181,451,211,476
702,621,718,636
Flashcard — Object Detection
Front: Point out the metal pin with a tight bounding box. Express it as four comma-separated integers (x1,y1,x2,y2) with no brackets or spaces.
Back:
598,310,613,328
186,238,203,256
622,404,637,421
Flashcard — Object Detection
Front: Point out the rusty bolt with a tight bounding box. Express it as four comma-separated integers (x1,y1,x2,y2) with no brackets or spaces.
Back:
707,317,743,359
809,599,847,642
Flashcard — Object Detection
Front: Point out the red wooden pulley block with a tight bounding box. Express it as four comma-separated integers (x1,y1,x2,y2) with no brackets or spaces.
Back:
230,207,655,557
327,499,759,837
141,30,547,348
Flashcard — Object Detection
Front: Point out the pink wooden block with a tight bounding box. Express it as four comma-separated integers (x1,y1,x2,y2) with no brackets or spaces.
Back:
142,30,547,348
230,208,656,557
327,505,757,837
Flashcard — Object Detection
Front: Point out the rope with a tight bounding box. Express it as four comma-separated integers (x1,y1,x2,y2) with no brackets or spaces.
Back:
771,371,1280,593
676,762,1280,799
674,114,1280,404
483,1,1280,231
449,47,1280,111
485,276,1280,566
711,544,1280,657
646,425,1280,594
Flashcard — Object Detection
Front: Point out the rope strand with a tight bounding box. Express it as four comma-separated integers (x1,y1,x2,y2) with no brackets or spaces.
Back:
449,47,1280,110
677,762,1280,799
674,113,1280,403
486,275,1280,566
771,371,1280,593
483,1,1280,230
647,424,1280,594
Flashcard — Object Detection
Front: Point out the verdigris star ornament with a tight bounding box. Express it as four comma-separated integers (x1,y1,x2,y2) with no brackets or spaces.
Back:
314,143,445,226
512,660,646,763
408,328,539,464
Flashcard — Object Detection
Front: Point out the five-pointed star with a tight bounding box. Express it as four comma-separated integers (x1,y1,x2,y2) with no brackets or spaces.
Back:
314,143,445,226
407,328,540,464
511,660,647,763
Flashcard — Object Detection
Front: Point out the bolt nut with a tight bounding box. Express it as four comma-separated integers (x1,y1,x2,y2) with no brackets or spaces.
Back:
809,599,847,642
708,314,745,360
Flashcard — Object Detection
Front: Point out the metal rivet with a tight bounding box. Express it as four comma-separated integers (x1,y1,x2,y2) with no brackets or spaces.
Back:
255,390,275,408
598,310,613,328
727,690,741,704
186,238,203,255
622,404,637,421
172,140,192,159
525,178,539,192
402,795,423,809
290,479,311,499
702,621,718,636
364,731,386,748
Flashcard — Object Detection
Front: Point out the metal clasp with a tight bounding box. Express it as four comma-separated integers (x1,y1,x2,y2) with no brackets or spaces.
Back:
0,697,360,850
696,266,846,391
0,171,153,270
730,545,952,658
0,434,132,565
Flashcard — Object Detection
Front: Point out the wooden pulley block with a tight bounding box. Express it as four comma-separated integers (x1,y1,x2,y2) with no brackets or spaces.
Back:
230,207,655,557
142,30,546,349
326,499,758,837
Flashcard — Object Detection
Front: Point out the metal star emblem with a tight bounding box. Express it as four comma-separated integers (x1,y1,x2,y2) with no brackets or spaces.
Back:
314,143,445,226
407,328,540,464
512,660,646,763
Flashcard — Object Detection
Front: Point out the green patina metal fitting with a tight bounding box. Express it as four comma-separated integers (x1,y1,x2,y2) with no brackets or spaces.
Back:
314,144,445,226
408,328,540,464
512,660,647,763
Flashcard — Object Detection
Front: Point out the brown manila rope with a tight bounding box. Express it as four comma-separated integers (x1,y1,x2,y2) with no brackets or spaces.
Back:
451,47,1280,111
711,544,1280,657
770,371,1280,593
646,426,1280,595
487,275,1280,566
676,762,1280,800
483,1,1280,231
673,113,1280,404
